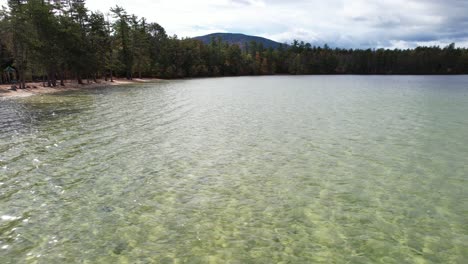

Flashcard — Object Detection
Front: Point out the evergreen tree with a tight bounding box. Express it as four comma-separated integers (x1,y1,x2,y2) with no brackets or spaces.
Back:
111,6,133,79
0,0,466,86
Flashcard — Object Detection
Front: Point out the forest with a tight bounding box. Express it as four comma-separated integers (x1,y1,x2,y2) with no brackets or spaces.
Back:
1,0,468,88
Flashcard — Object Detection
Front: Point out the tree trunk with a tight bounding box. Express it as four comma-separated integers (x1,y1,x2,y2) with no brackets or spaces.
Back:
19,68,26,89
52,71,57,87
60,71,65,86
17,67,25,89
60,64,65,86
77,72,83,85
47,69,56,87
126,67,132,80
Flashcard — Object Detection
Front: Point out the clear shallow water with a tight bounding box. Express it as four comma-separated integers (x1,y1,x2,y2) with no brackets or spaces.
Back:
0,76,467,263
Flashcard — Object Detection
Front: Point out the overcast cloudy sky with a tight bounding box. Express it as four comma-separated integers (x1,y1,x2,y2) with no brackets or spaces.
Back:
2,0,468,48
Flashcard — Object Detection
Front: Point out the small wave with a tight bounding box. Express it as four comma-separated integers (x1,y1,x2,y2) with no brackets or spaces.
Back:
1,215,19,221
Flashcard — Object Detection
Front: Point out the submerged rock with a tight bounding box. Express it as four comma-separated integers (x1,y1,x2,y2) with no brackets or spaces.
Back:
100,206,115,213
112,241,128,255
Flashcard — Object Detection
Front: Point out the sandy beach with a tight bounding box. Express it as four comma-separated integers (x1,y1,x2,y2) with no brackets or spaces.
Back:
0,78,160,99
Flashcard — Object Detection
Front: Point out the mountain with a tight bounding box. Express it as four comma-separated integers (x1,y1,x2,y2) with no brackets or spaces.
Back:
193,33,285,49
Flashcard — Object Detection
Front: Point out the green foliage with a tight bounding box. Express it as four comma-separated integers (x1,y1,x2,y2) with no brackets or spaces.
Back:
0,1,466,86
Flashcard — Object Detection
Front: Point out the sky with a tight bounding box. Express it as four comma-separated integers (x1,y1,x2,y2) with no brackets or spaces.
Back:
2,0,468,48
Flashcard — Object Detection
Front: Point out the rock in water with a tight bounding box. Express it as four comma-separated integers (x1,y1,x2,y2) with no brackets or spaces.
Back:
112,241,128,255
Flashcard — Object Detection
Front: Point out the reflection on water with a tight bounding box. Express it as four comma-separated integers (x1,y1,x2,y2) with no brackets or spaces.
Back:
0,76,467,263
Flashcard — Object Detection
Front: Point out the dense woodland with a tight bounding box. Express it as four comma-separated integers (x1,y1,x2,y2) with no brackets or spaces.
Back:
1,0,468,88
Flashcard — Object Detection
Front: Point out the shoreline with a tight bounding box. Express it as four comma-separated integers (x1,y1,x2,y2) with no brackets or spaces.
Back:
0,78,162,99
3,74,467,99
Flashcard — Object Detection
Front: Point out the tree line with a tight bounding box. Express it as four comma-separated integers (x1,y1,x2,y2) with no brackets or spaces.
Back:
1,0,467,88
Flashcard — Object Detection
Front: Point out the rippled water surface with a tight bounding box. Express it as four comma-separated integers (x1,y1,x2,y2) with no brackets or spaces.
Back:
0,76,467,263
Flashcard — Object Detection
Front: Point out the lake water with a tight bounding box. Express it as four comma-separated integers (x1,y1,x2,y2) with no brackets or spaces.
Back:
0,76,467,263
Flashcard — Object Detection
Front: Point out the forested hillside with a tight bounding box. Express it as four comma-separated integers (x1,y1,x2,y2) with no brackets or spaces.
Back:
194,33,283,49
1,0,467,88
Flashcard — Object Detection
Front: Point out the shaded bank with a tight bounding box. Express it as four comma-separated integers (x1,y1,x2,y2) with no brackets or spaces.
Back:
0,78,161,99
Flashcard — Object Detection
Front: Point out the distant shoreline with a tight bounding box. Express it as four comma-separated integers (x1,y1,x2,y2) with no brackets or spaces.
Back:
2,74,467,99
0,78,162,99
